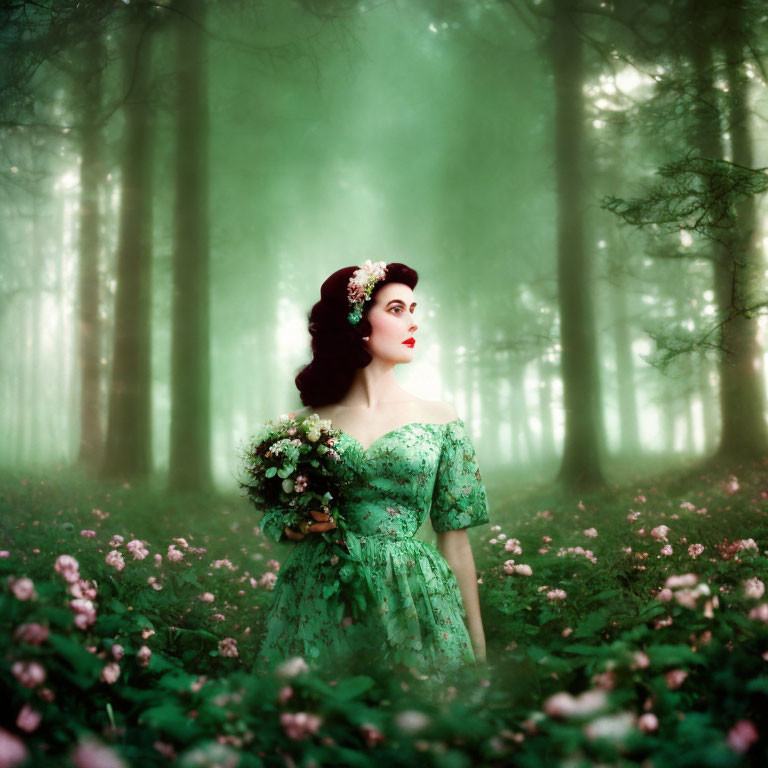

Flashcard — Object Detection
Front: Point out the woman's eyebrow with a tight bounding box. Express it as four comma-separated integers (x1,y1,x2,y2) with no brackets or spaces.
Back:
386,300,417,308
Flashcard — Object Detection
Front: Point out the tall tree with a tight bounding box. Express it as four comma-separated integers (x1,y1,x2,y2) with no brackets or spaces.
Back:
101,5,157,482
168,0,212,492
75,21,107,470
548,0,606,490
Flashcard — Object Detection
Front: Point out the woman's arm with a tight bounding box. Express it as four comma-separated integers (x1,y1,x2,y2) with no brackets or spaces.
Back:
437,528,486,663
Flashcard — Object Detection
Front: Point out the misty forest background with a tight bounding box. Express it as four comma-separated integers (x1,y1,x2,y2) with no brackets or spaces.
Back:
3,0,768,502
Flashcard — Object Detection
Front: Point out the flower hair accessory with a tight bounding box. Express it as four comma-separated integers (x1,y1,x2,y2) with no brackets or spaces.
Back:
346,260,388,326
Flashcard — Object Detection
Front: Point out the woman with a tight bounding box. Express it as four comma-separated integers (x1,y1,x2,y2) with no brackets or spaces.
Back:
256,261,490,678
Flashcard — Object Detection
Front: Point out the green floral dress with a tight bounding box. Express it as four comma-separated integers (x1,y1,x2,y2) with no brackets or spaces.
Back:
256,417,490,675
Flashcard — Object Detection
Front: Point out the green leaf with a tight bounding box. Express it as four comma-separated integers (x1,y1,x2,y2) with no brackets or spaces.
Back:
265,467,277,478
139,703,196,740
649,644,707,666
157,670,202,692
590,589,622,602
562,643,616,657
331,675,375,700
746,677,768,694
107,599,127,614
47,633,103,679
323,582,340,599
573,607,612,638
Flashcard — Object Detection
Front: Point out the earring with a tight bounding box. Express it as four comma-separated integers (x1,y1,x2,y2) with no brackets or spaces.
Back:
362,336,369,341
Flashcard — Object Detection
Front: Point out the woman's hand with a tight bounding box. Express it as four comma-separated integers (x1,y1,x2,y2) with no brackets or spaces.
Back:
284,508,337,541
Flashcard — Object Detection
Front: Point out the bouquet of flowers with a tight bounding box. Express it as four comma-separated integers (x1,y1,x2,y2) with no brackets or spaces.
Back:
238,412,372,621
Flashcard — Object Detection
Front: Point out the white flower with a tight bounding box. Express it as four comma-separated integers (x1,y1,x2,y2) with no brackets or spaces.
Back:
275,656,309,679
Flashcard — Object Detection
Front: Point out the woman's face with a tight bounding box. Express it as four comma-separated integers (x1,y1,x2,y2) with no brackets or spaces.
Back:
364,282,418,364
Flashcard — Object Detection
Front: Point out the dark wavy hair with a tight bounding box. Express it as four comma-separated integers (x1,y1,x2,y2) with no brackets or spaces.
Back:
295,263,419,408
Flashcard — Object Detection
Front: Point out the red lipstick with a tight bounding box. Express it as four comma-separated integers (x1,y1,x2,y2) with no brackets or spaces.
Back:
402,338,415,347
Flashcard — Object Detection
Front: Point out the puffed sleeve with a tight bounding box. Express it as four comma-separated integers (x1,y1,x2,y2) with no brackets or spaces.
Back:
429,418,491,533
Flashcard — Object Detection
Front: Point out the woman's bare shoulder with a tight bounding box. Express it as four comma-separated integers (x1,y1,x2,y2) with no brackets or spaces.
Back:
418,398,458,424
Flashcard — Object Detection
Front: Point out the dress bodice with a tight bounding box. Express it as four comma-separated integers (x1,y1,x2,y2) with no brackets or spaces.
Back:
259,417,490,543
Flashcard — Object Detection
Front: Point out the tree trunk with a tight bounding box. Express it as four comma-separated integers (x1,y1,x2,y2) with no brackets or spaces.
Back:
713,14,768,459
101,9,155,482
76,27,106,470
548,0,605,490
168,0,212,492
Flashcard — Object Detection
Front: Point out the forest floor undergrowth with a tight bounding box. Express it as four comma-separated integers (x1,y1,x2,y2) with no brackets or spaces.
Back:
2,453,768,767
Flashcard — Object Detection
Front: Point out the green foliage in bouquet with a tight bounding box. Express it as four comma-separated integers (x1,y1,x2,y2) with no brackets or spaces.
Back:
237,412,374,621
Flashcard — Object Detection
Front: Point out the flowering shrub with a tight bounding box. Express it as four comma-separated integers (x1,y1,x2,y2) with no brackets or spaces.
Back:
2,459,768,766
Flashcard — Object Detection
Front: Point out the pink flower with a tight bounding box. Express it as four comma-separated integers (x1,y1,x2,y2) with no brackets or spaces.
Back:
743,578,765,599
137,645,152,667
259,572,277,590
664,669,688,690
105,550,125,571
503,559,516,575
55,554,80,583
13,622,50,645
109,535,124,548
514,564,533,576
166,546,183,563
665,573,698,589
16,703,42,733
725,475,740,495
101,662,121,684
561,627,573,638
280,711,323,740
153,742,177,759
650,525,670,542
748,603,768,622
154,553,162,567
0,551,9,558
660,545,673,556
547,589,567,601
688,543,705,559
219,637,238,658
70,736,128,768
278,685,293,704
631,651,650,670
359,722,386,747
198,592,215,602
727,720,758,753
542,535,552,543
505,539,522,554
70,598,97,630
126,539,149,560
637,713,658,733
583,711,637,741
172,537,189,548
80,530,96,538
591,669,616,690
111,644,124,660
656,588,673,602
0,726,28,767
544,689,607,718
10,577,37,601
583,528,598,538
12,660,46,688
266,559,280,572
69,578,98,600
